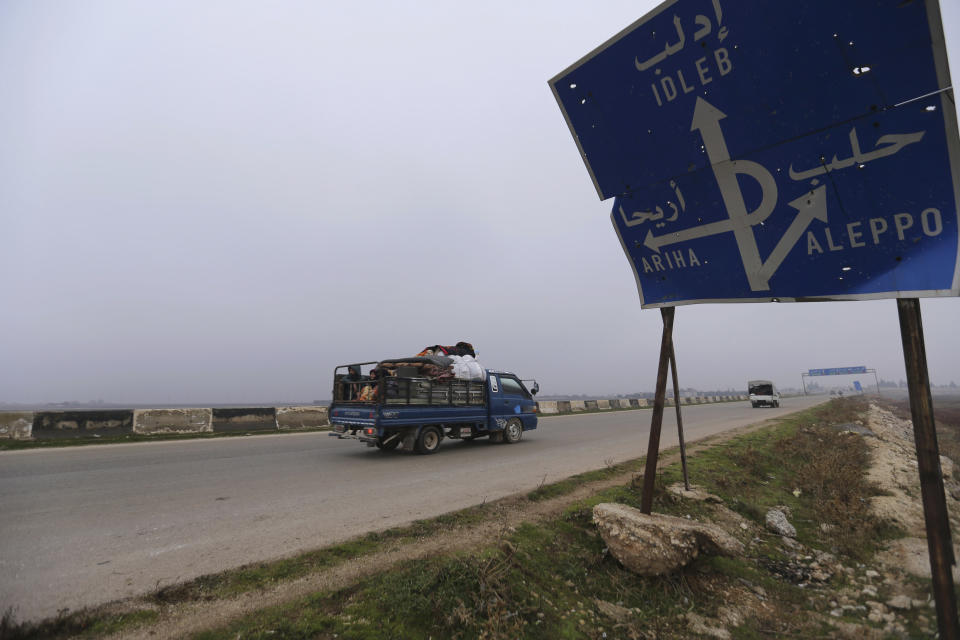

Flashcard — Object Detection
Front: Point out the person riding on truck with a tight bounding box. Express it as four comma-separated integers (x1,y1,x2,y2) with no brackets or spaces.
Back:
357,368,380,402
343,366,361,400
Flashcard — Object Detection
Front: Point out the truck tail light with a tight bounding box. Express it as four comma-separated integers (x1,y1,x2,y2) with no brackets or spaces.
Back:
365,427,376,435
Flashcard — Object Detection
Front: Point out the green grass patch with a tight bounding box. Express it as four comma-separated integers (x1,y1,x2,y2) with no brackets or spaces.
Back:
1,607,159,640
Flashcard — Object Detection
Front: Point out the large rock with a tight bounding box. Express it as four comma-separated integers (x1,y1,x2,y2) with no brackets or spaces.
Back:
593,503,743,576
765,508,797,538
667,483,724,503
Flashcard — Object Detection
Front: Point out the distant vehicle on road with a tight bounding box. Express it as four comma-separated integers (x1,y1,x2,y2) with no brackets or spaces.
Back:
328,359,539,454
748,380,780,408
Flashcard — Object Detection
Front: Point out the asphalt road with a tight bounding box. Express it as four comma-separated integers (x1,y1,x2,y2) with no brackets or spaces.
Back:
0,396,827,621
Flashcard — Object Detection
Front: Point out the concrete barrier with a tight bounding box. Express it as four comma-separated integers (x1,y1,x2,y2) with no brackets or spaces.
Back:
33,410,134,439
12,387,754,443
0,412,33,439
536,401,559,414
212,408,276,432
276,406,329,429
134,408,212,435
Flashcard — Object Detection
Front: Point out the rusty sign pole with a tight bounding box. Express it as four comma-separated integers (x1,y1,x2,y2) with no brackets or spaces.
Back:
897,298,959,640
640,306,674,514
669,343,690,491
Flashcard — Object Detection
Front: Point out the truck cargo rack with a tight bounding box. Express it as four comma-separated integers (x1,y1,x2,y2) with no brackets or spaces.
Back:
382,376,486,406
332,363,486,407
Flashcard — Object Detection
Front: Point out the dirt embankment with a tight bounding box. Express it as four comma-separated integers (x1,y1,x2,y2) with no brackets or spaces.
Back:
866,402,960,581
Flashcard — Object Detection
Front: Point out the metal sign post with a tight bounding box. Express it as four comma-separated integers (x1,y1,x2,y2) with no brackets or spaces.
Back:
669,342,690,491
898,298,959,640
640,307,674,514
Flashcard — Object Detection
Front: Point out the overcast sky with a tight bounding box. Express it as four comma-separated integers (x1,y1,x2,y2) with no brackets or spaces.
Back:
2,1,959,405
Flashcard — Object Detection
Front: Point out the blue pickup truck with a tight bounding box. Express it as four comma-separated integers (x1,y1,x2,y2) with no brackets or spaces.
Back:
328,360,539,454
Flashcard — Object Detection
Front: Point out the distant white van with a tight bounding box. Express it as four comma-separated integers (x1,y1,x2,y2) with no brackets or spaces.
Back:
748,380,780,408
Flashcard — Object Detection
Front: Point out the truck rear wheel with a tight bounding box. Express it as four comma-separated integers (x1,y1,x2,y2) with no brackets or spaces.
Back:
504,419,523,444
415,426,442,455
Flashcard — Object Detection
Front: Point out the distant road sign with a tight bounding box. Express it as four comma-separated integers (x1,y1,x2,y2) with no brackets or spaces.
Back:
550,0,959,307
854,381,863,392
807,366,868,376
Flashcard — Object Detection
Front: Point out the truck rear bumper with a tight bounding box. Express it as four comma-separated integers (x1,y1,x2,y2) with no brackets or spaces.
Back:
329,425,358,439
332,423,380,442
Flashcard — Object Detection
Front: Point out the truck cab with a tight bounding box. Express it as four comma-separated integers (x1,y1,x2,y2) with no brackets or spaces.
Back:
748,380,780,408
487,370,539,437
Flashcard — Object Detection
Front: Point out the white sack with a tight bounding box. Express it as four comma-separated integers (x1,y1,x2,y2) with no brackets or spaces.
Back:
450,355,486,381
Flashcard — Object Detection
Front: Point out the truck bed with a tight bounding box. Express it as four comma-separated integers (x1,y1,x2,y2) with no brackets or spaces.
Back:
336,376,486,407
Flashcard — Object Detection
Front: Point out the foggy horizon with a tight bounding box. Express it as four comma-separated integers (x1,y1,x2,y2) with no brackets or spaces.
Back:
3,1,960,406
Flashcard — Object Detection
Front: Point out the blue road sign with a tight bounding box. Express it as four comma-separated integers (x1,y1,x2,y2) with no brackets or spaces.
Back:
550,0,960,307
807,366,867,376
854,381,863,391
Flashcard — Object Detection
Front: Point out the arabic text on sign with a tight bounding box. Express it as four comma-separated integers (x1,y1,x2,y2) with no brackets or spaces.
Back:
789,128,925,181
634,1,729,72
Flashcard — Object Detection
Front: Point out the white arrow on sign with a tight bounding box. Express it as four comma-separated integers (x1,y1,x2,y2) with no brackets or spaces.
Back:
640,97,827,291
757,185,828,283
642,203,774,252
